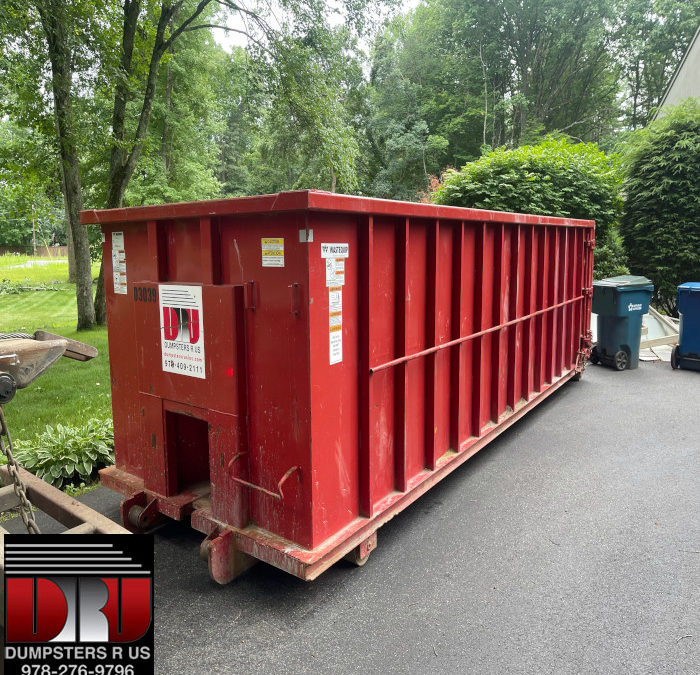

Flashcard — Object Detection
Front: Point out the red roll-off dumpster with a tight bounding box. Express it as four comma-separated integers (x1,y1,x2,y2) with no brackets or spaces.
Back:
81,191,594,582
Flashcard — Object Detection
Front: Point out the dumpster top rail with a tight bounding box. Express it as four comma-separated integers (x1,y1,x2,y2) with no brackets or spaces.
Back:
80,190,595,228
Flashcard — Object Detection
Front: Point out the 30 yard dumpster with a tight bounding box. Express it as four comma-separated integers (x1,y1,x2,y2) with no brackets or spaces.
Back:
590,275,653,370
81,191,595,582
672,282,700,371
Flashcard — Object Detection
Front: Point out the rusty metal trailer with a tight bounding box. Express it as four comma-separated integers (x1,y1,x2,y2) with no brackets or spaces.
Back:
81,191,594,582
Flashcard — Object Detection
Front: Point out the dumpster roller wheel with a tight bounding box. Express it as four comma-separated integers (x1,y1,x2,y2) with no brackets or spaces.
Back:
589,346,600,365
343,531,377,567
120,491,165,533
200,529,257,584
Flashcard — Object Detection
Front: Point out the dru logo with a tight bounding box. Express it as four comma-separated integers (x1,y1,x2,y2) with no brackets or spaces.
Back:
3,535,154,674
5,577,150,643
162,306,200,344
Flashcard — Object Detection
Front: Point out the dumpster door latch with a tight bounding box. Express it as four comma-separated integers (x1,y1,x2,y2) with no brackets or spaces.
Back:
289,282,301,317
244,281,258,310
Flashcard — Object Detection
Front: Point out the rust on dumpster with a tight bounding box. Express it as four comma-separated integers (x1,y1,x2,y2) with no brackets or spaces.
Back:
80,190,594,582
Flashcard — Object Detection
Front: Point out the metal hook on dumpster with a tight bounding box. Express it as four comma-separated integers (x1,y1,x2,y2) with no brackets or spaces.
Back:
227,452,301,501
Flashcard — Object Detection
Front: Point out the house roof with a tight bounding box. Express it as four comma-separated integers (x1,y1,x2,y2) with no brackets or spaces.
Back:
655,24,700,117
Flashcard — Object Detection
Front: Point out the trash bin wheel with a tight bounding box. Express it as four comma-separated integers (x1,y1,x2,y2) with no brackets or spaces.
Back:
613,350,629,371
590,346,600,365
671,345,680,370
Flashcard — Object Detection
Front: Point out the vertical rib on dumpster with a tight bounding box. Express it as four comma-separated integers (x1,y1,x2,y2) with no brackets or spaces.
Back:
425,220,439,470
460,223,476,441
359,216,373,517
507,225,522,411
449,222,465,452
394,218,409,492
493,224,508,422
472,223,485,435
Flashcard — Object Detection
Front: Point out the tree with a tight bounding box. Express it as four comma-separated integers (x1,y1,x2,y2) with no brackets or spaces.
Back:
362,0,623,201
4,0,375,326
244,26,363,195
90,0,375,322
363,16,449,199
620,99,700,314
431,137,625,277
116,24,226,206
215,48,265,196
0,121,65,250
614,0,700,129
36,0,96,328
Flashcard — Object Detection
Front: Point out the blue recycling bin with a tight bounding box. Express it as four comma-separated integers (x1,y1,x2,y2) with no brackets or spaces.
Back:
591,275,654,370
671,282,700,371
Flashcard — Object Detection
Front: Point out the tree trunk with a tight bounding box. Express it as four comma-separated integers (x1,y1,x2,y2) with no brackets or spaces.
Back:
161,37,175,175
519,72,529,142
61,174,76,282
38,0,95,329
479,42,488,148
94,261,106,325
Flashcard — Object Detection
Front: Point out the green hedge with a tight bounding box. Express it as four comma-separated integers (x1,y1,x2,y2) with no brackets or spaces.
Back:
620,99,700,314
431,137,626,277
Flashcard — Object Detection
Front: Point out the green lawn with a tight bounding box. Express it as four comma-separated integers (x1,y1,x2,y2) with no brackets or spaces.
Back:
0,286,81,331
1,326,111,442
0,256,111,442
0,253,100,285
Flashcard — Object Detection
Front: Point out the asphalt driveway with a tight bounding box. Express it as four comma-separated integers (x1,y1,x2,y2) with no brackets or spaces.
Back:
8,362,699,674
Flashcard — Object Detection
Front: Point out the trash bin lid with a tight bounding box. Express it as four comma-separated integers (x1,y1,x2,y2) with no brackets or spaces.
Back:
593,274,654,290
678,282,700,293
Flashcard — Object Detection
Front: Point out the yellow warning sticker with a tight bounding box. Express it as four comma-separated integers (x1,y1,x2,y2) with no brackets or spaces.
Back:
261,238,284,267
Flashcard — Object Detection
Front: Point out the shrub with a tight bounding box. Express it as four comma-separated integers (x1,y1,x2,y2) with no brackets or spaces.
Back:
431,137,626,276
593,234,630,281
2,418,114,489
620,99,700,315
0,280,60,294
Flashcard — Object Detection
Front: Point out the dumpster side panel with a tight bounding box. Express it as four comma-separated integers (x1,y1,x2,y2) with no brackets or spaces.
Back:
219,214,313,548
354,215,593,520
102,226,152,479
165,219,204,282
307,213,361,545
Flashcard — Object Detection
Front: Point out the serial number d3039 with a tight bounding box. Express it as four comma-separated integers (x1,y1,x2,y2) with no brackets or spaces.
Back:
21,666,135,675
133,286,157,303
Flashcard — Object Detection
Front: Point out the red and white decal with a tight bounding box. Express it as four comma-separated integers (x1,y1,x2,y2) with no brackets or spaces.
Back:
158,284,206,379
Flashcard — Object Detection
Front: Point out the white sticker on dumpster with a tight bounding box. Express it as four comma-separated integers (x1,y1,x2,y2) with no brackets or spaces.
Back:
321,243,349,258
329,287,342,365
261,237,284,267
325,257,345,286
111,231,127,295
159,285,206,379
322,243,348,287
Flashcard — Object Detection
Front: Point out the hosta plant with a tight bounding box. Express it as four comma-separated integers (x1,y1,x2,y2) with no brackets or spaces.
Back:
3,418,114,489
